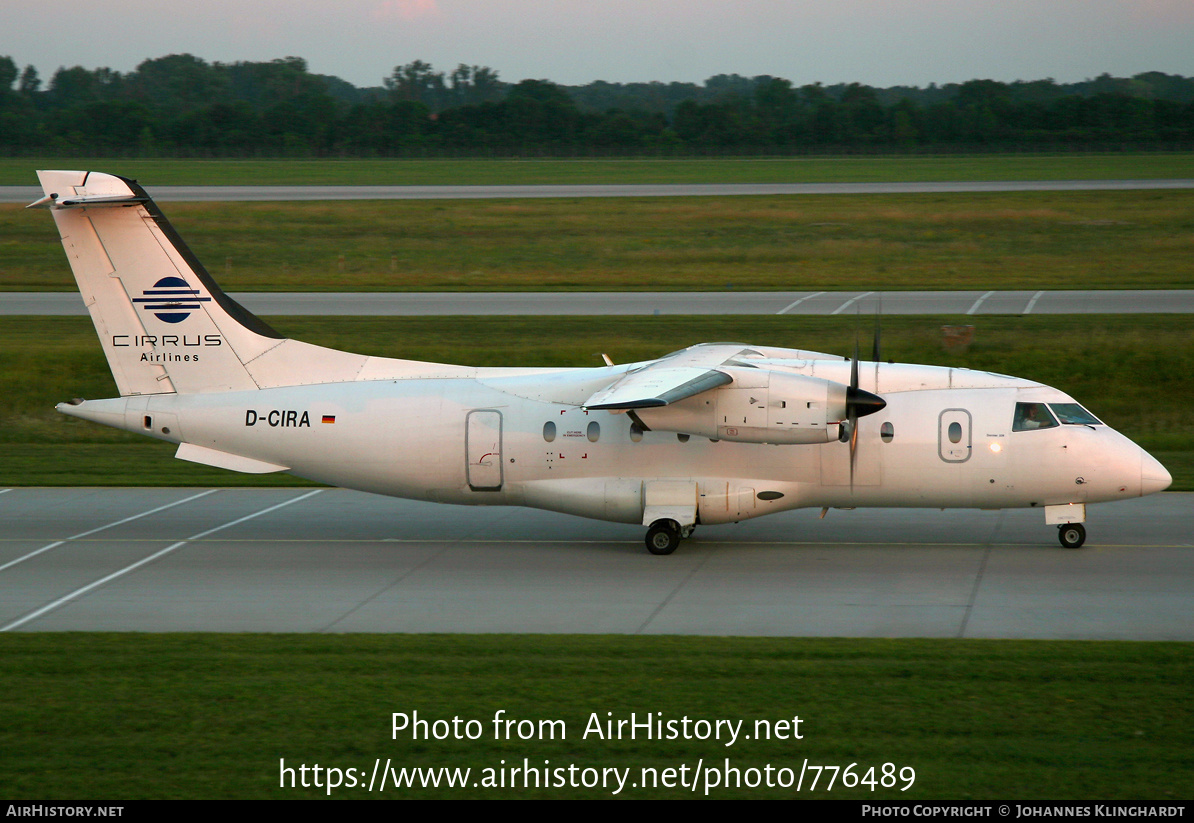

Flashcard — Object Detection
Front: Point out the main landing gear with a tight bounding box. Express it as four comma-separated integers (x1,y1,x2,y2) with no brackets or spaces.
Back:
645,519,695,555
1058,522,1086,549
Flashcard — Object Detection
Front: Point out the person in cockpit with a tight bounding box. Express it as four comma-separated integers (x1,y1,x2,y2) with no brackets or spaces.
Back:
1013,402,1058,431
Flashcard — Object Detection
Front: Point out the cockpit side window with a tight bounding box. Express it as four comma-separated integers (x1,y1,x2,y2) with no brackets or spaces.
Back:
1012,402,1059,432
1048,403,1102,425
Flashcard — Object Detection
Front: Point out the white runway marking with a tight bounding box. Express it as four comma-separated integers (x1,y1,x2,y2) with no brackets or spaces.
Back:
1023,290,1045,314
1,489,322,632
0,489,218,573
776,292,824,314
966,291,994,315
830,291,874,315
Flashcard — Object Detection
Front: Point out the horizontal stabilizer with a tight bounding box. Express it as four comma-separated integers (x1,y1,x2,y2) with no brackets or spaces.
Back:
175,442,290,474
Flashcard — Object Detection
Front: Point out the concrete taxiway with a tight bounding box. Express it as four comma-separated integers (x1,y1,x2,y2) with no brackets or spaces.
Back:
6,289,1194,316
1,487,1189,638
4,179,1194,203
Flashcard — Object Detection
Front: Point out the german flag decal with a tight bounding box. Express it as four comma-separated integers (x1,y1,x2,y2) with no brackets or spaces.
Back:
322,415,336,424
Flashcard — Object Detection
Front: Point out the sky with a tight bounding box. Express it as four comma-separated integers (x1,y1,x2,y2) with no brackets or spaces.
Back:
3,0,1193,90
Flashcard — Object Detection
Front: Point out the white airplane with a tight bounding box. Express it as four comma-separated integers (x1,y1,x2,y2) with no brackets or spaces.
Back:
31,170,1171,554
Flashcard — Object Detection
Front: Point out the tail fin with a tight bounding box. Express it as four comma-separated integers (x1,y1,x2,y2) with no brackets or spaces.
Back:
32,170,282,395
31,170,393,395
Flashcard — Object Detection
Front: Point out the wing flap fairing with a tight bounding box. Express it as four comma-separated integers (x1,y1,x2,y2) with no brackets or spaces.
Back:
584,367,732,410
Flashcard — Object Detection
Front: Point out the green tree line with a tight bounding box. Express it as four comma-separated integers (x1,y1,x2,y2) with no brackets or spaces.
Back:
3,54,1193,156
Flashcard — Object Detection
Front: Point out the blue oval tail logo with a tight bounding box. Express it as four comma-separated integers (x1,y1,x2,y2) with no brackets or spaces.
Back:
132,277,211,324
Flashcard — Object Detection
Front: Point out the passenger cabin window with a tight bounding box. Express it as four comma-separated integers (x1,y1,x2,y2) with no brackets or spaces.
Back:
1049,403,1102,426
1012,402,1059,432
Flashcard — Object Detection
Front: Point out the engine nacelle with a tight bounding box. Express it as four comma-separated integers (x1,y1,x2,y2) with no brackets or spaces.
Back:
635,369,847,444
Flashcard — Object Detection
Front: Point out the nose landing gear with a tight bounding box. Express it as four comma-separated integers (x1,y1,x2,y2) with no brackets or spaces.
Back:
1046,504,1087,549
1058,522,1086,549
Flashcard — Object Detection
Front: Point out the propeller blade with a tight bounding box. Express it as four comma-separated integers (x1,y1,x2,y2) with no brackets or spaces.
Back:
843,337,886,492
849,404,859,492
849,341,859,491
872,307,882,363
846,333,886,418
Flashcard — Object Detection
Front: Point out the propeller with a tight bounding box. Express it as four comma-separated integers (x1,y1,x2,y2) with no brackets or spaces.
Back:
844,338,886,490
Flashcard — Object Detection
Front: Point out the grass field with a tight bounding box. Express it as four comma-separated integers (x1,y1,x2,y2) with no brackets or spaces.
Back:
0,634,1189,799
6,190,1194,291
2,314,1190,489
4,154,1194,186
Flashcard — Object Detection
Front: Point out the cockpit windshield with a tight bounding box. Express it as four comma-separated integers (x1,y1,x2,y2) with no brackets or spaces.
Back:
1048,403,1102,425
1012,402,1059,431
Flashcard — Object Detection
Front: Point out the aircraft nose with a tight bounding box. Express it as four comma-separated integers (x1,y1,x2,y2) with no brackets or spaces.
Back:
1140,449,1172,496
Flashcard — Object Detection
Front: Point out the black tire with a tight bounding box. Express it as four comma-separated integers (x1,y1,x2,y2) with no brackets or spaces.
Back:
1058,523,1086,549
646,520,681,555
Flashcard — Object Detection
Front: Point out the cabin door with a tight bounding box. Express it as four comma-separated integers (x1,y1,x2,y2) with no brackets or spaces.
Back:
938,408,973,463
466,410,503,491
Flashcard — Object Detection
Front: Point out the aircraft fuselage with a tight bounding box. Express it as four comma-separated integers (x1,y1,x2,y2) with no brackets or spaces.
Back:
62,359,1165,528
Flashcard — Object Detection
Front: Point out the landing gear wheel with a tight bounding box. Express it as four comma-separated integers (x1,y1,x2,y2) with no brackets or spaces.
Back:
1058,523,1086,549
646,520,682,555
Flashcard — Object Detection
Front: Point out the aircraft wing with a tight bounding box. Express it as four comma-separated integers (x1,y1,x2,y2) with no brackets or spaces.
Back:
584,365,733,409
583,343,757,410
